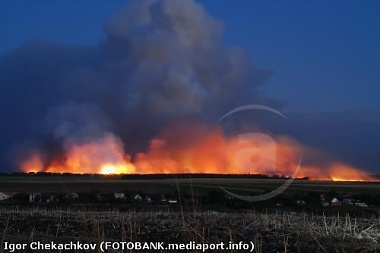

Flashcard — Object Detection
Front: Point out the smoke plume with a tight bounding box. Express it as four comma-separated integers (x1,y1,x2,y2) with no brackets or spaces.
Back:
0,0,376,181
0,0,269,171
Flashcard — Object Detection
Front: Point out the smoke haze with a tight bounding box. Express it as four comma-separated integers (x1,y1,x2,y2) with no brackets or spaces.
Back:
0,0,378,179
0,0,270,170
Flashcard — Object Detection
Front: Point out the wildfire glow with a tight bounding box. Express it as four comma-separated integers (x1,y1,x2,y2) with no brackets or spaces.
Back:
100,163,134,175
18,123,377,182
21,134,136,175
19,151,44,173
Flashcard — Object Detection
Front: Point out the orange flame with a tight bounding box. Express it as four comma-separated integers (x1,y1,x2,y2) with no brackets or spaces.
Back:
18,123,376,181
48,134,135,174
19,151,44,173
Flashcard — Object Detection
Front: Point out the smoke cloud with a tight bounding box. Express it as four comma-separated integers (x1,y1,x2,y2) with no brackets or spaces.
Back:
0,0,272,172
0,0,377,179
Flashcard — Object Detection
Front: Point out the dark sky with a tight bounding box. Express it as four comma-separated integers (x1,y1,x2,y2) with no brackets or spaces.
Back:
0,0,379,173
1,0,380,112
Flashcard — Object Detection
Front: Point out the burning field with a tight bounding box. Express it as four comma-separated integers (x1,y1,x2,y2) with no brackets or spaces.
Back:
1,0,378,182
1,1,380,253
18,122,376,182
0,0,373,181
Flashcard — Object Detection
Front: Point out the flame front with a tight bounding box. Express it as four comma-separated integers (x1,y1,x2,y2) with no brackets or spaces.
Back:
18,123,376,181
19,151,44,173
21,134,135,175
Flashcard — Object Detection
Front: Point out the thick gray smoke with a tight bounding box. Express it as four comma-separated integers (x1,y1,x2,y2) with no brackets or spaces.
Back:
0,0,272,171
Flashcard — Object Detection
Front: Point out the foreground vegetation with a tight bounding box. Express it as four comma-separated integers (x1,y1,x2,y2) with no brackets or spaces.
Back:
0,208,379,253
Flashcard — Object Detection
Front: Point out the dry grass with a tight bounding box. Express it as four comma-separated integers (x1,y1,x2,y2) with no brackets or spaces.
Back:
0,208,379,252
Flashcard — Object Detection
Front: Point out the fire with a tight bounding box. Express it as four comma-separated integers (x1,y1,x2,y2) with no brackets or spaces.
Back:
18,122,376,181
284,163,375,182
19,151,44,173
99,164,132,175
326,163,373,181
23,134,136,175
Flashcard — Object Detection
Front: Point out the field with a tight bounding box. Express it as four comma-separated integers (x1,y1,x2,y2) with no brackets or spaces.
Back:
1,176,380,252
0,209,379,253
1,175,380,195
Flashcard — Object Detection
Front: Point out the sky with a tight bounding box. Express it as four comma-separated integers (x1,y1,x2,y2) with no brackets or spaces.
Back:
1,0,380,113
0,0,379,174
